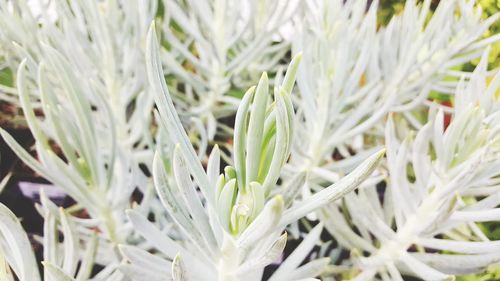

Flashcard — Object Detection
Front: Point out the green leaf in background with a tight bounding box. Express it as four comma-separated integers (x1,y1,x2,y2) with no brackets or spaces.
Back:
0,68,13,87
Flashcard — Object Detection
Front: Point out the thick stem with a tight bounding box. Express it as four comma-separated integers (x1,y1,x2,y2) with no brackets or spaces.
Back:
218,236,240,281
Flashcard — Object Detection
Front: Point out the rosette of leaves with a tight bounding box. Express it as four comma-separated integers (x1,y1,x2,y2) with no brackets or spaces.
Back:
118,23,385,281
155,0,300,149
287,0,500,201
0,0,168,256
0,45,142,250
319,52,500,280
0,0,158,158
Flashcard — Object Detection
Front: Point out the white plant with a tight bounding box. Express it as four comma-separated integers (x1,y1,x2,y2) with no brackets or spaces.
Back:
0,1,499,280
0,194,122,281
155,0,300,147
287,0,500,194
0,0,162,250
319,51,500,280
117,24,384,281
0,0,157,156
0,203,40,281
0,51,140,248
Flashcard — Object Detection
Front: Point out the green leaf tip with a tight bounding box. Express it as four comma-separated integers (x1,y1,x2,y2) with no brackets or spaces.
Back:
375,148,386,158
149,21,156,32
172,252,187,281
282,53,302,94
272,195,284,214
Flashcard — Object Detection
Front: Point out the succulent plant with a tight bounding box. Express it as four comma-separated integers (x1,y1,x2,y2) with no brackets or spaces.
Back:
118,24,383,281
0,1,499,281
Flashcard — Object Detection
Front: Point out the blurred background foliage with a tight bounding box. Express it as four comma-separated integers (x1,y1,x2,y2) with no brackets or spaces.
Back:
379,0,500,280
379,0,499,109
380,0,499,68
0,0,498,129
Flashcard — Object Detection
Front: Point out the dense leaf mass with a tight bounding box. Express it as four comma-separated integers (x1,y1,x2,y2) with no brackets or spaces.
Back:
0,0,499,281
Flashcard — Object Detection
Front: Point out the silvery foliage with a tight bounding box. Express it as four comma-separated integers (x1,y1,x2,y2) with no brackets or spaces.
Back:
318,51,500,281
287,0,500,279
0,0,165,265
0,54,138,273
155,0,299,149
0,203,40,281
0,192,123,281
117,24,383,281
0,0,499,281
0,0,157,155
286,0,500,198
